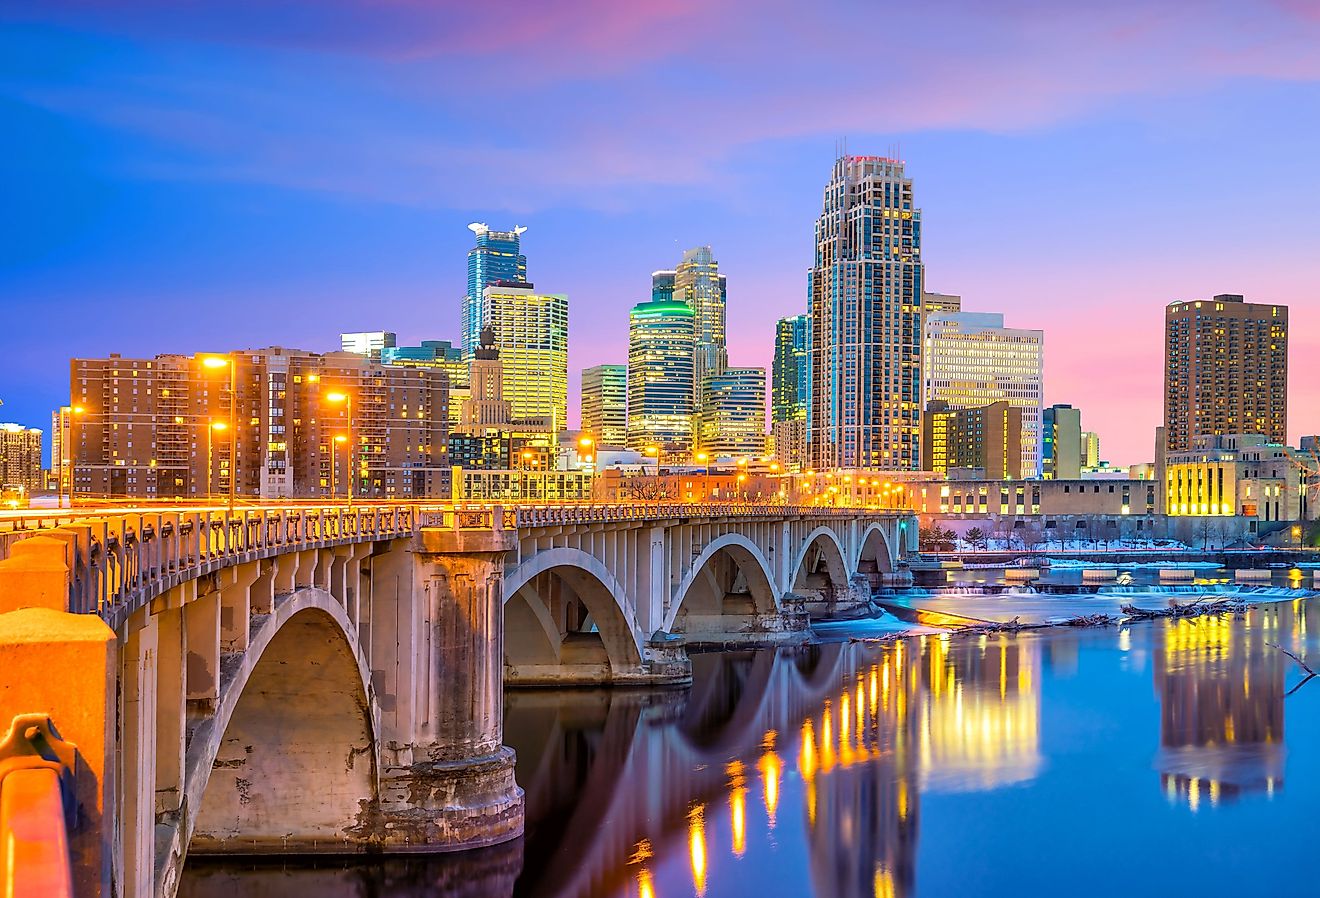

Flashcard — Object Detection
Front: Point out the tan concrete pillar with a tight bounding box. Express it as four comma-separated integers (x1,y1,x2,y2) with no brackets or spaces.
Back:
0,607,117,898
153,606,185,815
377,528,523,851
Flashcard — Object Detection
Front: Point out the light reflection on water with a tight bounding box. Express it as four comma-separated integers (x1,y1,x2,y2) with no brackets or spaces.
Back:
180,598,1320,898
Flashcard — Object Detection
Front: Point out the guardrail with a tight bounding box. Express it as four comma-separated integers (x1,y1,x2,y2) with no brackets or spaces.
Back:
0,716,77,898
2,503,912,625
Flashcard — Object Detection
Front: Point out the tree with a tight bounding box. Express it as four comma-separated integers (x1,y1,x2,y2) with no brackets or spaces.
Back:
965,526,986,552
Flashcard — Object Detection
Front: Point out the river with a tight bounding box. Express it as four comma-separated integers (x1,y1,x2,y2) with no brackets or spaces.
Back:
181,593,1320,897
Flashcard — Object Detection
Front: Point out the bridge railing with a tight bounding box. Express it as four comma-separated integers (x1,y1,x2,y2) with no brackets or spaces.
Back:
503,503,910,528
11,506,416,624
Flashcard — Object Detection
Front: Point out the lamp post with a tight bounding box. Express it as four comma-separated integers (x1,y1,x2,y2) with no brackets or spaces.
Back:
579,436,595,502
207,421,228,502
331,433,347,500
63,405,85,509
324,392,353,508
695,452,710,501
201,355,238,511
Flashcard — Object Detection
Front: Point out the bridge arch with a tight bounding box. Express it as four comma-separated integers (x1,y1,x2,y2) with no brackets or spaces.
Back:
182,589,379,867
789,526,850,601
665,533,779,634
503,547,645,683
855,522,896,587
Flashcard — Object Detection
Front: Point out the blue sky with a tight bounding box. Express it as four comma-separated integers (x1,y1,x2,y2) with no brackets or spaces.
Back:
3,0,1320,464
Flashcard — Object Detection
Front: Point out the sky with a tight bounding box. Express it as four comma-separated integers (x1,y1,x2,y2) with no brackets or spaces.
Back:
2,0,1319,467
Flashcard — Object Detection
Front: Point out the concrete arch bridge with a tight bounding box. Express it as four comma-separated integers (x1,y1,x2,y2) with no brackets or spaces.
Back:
0,502,914,897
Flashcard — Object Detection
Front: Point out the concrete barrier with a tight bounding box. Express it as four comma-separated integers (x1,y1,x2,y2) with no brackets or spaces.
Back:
1159,568,1196,581
1081,568,1118,581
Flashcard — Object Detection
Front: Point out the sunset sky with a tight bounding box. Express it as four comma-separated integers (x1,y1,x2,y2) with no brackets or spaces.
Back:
3,0,1319,465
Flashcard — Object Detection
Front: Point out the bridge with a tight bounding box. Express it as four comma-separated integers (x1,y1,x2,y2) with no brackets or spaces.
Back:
0,501,915,898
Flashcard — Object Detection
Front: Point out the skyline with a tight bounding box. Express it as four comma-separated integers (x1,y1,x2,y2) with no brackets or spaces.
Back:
4,2,1320,465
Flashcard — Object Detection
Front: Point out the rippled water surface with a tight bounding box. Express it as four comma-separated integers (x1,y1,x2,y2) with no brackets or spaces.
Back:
182,596,1320,898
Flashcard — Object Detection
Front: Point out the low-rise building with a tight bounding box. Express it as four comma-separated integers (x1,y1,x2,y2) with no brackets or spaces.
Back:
1164,433,1311,522
921,400,1024,480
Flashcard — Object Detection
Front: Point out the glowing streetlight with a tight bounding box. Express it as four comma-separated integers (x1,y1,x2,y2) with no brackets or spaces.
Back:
206,420,229,501
200,354,238,511
324,391,354,508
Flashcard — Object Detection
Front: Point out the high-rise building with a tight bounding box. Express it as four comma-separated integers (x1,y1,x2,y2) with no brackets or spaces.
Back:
921,400,1025,480
651,270,676,303
581,364,628,448
627,299,695,452
672,246,728,390
808,155,924,470
1042,404,1082,480
1163,294,1287,452
480,284,569,434
70,350,449,500
51,406,72,495
340,331,397,360
383,340,467,388
772,315,811,470
1082,431,1102,471
462,223,528,357
0,423,43,493
924,311,1044,478
698,368,767,459
459,327,513,431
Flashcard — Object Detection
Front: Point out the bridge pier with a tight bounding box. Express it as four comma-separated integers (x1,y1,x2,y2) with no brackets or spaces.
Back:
374,528,525,851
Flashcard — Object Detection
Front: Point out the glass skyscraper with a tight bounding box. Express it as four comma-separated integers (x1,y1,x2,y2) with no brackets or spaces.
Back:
672,246,728,390
462,223,527,358
627,299,695,452
809,155,924,470
698,367,767,458
581,364,628,448
772,314,811,470
481,284,569,432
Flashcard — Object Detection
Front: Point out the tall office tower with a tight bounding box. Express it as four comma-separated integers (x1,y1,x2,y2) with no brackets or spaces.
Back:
480,284,569,433
651,270,676,303
921,400,1025,479
581,364,628,447
383,340,468,388
70,350,449,500
1081,431,1101,470
1164,294,1288,452
462,223,528,357
672,246,728,388
924,311,1044,478
772,314,811,470
627,299,695,452
51,406,71,495
808,155,924,471
1042,404,1082,480
697,368,767,458
0,423,43,492
340,331,397,360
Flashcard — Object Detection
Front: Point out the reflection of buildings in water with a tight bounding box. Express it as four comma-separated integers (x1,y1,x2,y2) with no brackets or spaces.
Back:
800,635,1042,898
914,634,1042,792
1153,602,1313,808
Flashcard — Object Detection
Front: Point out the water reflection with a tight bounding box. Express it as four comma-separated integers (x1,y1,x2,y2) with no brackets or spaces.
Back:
1153,601,1314,808
181,601,1319,898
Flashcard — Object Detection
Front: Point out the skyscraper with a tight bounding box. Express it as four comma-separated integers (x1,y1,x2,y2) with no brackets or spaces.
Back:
627,299,695,452
651,270,676,303
1082,431,1101,471
772,314,811,470
51,405,71,496
480,284,569,433
462,223,528,357
1042,404,1082,480
698,367,767,459
1163,294,1287,452
672,246,728,389
808,155,924,470
581,364,628,448
0,423,43,493
924,311,1044,478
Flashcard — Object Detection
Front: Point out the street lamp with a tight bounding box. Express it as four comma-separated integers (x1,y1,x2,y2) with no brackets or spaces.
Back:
63,405,86,509
200,355,237,511
324,391,353,508
331,433,347,500
207,421,228,501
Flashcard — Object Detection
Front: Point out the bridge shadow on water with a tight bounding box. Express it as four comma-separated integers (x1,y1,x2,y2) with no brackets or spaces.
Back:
181,597,1320,898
